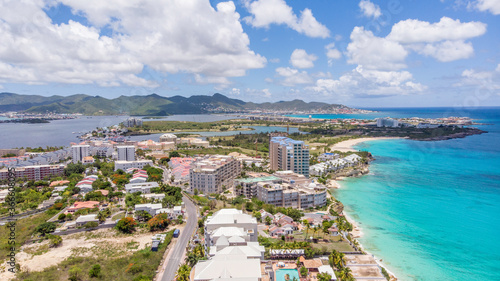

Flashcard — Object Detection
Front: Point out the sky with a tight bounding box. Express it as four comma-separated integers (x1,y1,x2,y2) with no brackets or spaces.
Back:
0,0,499,108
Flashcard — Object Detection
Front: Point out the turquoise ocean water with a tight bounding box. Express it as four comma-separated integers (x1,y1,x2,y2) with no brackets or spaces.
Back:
303,108,500,280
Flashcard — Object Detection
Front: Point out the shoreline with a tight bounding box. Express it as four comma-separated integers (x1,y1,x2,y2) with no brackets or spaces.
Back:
329,137,405,152
334,180,399,281
329,136,402,280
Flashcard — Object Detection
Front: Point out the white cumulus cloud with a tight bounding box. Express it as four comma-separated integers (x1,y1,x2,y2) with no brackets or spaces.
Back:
309,66,426,97
455,65,500,91
386,17,486,62
359,0,381,19
275,67,313,86
387,17,486,44
0,0,266,88
244,87,272,98
325,43,342,66
289,49,317,69
347,27,408,71
243,0,330,38
475,0,500,15
414,40,475,62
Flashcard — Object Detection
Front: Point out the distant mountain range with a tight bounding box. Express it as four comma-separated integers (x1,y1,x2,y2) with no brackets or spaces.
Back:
0,92,361,116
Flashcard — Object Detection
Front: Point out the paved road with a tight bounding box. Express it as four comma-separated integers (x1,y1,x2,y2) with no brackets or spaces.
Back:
161,194,198,281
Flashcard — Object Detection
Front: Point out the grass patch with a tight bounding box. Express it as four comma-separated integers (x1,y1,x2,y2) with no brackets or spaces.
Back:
311,240,355,252
24,243,50,256
291,232,355,252
15,230,175,281
112,212,125,221
0,211,53,263
126,241,140,250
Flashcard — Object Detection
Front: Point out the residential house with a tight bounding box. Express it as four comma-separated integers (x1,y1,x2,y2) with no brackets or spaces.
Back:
76,214,99,227
125,182,159,194
67,201,99,213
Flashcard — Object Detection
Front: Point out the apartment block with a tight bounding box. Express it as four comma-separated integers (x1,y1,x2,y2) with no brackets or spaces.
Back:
376,117,399,127
192,208,269,281
123,117,143,127
117,146,135,161
234,175,282,198
125,182,159,194
189,155,241,194
269,136,310,177
204,209,258,247
256,178,327,209
72,145,90,163
114,160,153,171
0,164,65,181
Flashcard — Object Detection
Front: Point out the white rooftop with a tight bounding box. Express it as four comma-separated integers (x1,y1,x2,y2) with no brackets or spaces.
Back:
76,214,98,223
135,203,163,209
228,236,246,243
215,245,264,259
192,254,261,281
212,227,247,238
318,265,337,280
206,211,257,226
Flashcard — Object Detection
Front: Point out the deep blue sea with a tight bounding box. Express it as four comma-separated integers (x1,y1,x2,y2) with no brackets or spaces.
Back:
309,107,500,281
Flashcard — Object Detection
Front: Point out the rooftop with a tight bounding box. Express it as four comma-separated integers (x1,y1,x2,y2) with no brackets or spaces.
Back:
76,214,98,223
192,254,261,281
236,176,281,184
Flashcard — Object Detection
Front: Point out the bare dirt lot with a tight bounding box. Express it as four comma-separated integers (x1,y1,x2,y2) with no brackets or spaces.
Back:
0,228,156,280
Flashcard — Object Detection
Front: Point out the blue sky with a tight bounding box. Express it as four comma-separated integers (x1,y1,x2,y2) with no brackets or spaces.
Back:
0,0,499,107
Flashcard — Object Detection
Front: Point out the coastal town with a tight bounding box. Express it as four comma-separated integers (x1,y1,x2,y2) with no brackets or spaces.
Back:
0,1,498,280
0,111,490,281
0,114,415,281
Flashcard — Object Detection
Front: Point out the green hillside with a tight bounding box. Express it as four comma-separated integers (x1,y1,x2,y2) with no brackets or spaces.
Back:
1,92,357,116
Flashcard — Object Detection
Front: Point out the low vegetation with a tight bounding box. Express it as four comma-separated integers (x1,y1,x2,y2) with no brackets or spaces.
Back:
0,211,52,263
16,230,175,281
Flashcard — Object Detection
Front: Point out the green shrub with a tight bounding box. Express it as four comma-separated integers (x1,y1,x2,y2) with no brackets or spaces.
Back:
68,265,82,281
48,235,62,248
35,222,56,236
89,264,101,278
84,221,99,228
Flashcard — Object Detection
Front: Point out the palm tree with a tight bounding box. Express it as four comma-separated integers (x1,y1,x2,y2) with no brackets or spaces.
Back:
329,251,336,268
337,252,346,268
317,272,332,281
339,266,353,281
313,225,319,239
322,225,330,238
97,211,106,223
303,219,310,238
185,254,198,267
175,264,191,281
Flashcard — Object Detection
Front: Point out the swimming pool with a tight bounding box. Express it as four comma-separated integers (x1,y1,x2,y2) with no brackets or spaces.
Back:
275,268,300,281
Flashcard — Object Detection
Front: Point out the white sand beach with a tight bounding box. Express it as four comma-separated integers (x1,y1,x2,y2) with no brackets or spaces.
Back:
343,212,364,239
329,137,405,152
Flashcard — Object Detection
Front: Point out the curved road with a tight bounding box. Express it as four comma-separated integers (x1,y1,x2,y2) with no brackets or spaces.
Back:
161,195,198,281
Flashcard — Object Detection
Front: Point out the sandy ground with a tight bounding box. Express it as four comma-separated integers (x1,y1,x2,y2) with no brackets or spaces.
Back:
329,137,404,152
0,228,157,280
343,213,364,239
326,179,341,189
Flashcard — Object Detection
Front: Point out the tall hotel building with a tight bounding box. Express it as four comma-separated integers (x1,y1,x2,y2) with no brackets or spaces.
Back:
72,145,90,163
269,137,310,177
189,155,241,194
117,146,136,161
